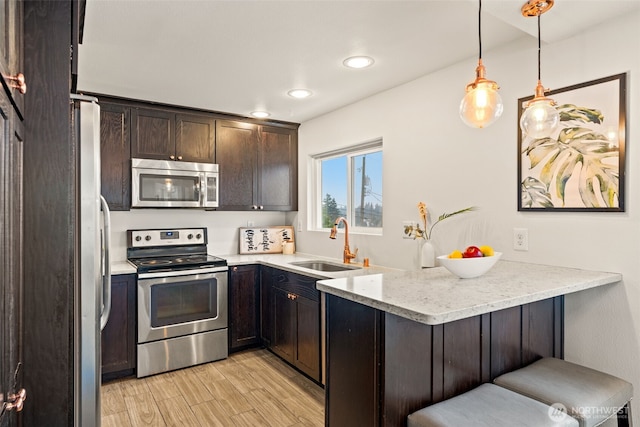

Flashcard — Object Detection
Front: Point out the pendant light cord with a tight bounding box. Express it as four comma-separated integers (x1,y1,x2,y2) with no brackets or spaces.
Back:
537,12,541,81
478,0,482,60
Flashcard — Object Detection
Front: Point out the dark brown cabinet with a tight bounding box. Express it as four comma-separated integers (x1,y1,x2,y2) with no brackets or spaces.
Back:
131,108,215,163
216,120,297,211
229,265,261,351
325,294,564,426
100,102,131,211
101,274,136,381
268,269,321,382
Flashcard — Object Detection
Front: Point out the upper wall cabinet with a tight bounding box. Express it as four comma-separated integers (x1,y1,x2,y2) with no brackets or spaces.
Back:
131,108,215,163
100,102,131,211
216,120,297,211
0,0,25,117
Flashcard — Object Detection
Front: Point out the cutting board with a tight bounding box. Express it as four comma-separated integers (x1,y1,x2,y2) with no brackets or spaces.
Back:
239,226,295,254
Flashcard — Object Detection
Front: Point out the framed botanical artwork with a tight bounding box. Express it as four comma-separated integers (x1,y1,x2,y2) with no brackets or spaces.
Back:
517,73,626,212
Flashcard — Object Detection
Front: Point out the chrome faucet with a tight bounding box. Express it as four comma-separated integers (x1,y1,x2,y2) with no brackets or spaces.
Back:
329,217,358,264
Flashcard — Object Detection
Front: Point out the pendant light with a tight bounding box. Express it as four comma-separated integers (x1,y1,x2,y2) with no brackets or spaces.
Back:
519,0,559,139
459,0,503,129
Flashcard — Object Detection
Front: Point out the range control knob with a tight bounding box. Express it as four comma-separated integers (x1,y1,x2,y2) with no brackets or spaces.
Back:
187,234,194,240
145,235,151,241
135,235,142,242
196,233,202,240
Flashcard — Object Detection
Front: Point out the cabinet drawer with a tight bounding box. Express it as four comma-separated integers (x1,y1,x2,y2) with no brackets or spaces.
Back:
271,270,319,302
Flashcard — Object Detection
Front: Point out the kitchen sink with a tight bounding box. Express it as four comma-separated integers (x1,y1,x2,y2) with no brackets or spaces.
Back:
290,260,362,272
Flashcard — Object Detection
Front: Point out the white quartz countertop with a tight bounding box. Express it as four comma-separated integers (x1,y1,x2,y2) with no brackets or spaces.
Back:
112,261,136,275
223,252,398,280
315,260,622,325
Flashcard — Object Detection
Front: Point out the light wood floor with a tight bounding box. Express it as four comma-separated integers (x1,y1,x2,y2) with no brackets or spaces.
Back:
101,348,325,427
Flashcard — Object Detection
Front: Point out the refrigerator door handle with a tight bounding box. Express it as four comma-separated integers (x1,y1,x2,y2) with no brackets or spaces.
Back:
99,195,112,331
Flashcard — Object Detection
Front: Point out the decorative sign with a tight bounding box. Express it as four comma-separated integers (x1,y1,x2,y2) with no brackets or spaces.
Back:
239,226,295,254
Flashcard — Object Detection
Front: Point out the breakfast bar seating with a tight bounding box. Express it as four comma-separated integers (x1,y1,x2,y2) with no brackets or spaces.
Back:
407,383,579,427
494,357,633,427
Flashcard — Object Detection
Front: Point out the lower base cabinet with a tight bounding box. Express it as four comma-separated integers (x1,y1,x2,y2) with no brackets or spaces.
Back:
101,274,136,381
265,267,322,383
325,294,564,426
229,265,261,351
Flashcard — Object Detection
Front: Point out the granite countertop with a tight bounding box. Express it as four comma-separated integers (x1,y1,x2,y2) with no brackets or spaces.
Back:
112,252,397,279
224,252,398,280
315,260,622,326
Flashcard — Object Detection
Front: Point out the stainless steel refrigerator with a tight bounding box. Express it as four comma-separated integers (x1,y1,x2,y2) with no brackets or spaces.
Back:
72,94,112,426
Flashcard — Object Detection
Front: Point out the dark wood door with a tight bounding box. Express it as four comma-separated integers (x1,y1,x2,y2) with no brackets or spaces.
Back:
294,293,320,381
215,120,257,210
229,265,260,351
0,86,25,427
175,113,215,163
257,125,297,211
272,288,296,362
101,275,136,381
260,266,274,346
100,102,131,211
131,108,175,160
0,0,24,117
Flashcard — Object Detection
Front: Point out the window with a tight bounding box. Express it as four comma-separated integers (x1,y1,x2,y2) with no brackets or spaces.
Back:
312,139,383,234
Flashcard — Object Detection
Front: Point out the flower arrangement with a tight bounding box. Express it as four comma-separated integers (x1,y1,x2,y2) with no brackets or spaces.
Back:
404,202,475,240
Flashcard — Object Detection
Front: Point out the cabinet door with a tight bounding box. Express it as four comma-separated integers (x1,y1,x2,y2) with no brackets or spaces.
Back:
100,102,131,211
295,294,321,381
131,108,175,160
0,0,24,116
101,275,136,380
215,120,257,210
272,287,296,363
229,265,260,351
257,126,298,211
260,266,274,345
175,113,215,163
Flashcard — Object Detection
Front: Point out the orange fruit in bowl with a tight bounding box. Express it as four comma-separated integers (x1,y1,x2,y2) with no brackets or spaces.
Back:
448,250,463,259
479,245,494,257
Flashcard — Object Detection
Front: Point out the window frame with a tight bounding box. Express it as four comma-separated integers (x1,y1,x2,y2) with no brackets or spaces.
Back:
310,138,383,235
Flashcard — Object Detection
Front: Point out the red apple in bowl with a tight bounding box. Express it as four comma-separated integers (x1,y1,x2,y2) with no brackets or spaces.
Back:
463,246,484,258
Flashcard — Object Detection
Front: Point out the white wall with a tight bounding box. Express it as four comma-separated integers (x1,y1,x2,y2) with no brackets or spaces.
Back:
110,209,286,261
296,10,640,418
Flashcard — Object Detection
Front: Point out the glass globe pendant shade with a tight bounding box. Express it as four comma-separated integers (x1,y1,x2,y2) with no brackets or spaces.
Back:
519,80,560,139
459,60,503,129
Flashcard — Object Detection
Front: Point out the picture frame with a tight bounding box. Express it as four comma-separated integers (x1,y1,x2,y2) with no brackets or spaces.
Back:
238,226,295,254
517,73,626,212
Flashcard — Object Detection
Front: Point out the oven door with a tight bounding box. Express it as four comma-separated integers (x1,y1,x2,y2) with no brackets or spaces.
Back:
137,267,228,343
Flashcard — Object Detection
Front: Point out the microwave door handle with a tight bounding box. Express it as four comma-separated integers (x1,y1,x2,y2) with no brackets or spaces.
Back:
99,195,112,331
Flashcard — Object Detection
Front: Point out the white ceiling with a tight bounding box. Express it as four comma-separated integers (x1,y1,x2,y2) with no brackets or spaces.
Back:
78,0,640,124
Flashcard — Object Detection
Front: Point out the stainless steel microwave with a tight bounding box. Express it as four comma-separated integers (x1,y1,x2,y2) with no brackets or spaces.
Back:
131,158,219,208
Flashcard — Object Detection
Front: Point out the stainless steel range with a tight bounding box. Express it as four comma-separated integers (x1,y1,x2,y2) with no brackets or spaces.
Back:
127,228,228,378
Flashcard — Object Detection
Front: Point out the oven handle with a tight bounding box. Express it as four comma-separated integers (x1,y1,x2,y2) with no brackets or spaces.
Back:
137,265,228,279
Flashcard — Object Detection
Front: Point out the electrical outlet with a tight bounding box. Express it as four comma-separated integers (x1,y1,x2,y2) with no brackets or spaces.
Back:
247,221,255,227
513,228,529,251
298,220,302,232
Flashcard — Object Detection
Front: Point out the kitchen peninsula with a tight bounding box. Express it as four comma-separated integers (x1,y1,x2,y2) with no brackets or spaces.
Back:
316,261,622,426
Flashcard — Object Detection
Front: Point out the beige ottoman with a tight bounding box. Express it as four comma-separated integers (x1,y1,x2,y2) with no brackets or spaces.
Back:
407,383,579,427
494,358,633,427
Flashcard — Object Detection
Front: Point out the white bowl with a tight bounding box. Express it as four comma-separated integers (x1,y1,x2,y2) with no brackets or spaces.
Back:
437,252,502,279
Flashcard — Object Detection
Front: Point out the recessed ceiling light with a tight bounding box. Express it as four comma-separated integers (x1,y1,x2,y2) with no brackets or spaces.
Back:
287,89,313,99
251,111,270,118
343,56,375,69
